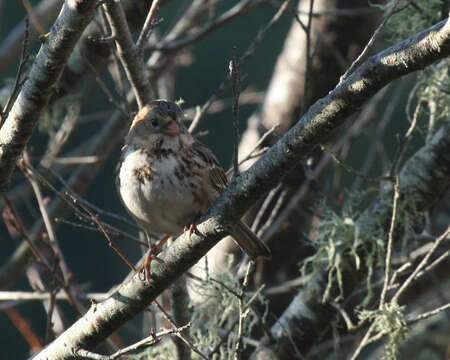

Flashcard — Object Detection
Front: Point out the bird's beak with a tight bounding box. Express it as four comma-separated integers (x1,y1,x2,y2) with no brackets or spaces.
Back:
164,120,180,137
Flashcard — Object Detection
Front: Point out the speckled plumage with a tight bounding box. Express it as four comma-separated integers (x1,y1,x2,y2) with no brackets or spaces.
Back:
116,100,271,259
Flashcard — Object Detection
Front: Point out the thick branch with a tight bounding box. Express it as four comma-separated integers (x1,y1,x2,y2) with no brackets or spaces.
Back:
0,0,97,191
31,18,450,360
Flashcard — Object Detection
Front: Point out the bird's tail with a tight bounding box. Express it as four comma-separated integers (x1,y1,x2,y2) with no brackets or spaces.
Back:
231,221,271,259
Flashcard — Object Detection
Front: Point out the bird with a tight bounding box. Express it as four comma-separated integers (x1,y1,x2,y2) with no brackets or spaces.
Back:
116,100,271,276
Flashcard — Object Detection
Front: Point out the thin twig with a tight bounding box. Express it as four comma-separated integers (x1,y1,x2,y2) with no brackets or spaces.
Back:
251,184,282,232
71,196,137,273
379,98,422,307
75,324,191,360
233,124,279,173
54,218,144,246
24,163,145,247
230,52,241,178
302,0,314,111
20,153,71,283
152,0,258,53
1,16,30,127
331,301,356,330
0,194,83,315
136,0,163,49
235,261,255,360
188,0,290,133
154,300,208,360
320,145,393,183
339,0,410,83
409,302,450,323
44,165,138,228
256,188,289,238
390,99,423,177
350,321,377,360
379,176,400,309
45,263,58,344
392,226,450,303
103,0,152,109
84,58,128,117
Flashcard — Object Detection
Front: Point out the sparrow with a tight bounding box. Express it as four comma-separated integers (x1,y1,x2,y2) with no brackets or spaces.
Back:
116,100,270,275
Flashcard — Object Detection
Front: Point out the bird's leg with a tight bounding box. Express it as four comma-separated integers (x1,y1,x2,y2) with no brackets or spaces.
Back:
183,224,196,239
183,213,204,240
141,232,170,280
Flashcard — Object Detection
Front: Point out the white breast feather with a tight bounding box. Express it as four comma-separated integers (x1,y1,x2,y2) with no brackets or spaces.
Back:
119,148,197,234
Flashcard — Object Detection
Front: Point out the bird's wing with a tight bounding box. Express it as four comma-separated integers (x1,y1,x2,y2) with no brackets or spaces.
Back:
192,140,228,194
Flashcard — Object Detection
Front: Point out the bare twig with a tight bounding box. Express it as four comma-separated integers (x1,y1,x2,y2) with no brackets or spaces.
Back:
0,193,83,315
44,165,138,228
409,302,450,323
378,171,400,309
0,0,60,74
71,195,137,274
392,226,450,303
169,274,192,360
228,124,278,176
84,59,128,117
251,184,282,233
339,0,410,83
23,164,145,248
350,321,377,360
188,0,290,133
390,99,423,177
380,98,422,307
0,290,107,303
235,261,255,360
321,145,393,183
331,301,356,330
152,0,259,53
230,52,241,178
4,306,43,352
103,0,152,109
256,188,288,238
1,17,30,127
20,152,71,283
136,0,163,49
21,0,46,35
75,324,191,360
302,0,314,111
44,264,58,343
154,300,208,360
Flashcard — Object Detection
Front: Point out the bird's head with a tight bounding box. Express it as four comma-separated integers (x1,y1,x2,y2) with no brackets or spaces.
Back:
126,100,184,145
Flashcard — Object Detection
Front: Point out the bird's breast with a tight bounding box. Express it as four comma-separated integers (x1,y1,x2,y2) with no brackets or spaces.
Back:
117,147,202,234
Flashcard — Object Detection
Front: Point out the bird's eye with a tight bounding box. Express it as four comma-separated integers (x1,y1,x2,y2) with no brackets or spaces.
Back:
151,118,159,127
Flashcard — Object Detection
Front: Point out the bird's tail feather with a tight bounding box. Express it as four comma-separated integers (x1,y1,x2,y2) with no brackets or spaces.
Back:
231,221,271,259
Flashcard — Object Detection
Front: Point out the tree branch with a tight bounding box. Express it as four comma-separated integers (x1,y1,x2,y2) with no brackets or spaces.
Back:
102,0,152,109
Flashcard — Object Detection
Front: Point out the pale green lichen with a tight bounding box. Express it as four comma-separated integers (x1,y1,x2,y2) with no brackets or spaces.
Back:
358,302,408,360
188,270,268,359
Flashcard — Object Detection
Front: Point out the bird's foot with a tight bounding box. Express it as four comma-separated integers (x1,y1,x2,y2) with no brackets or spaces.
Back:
139,234,170,281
